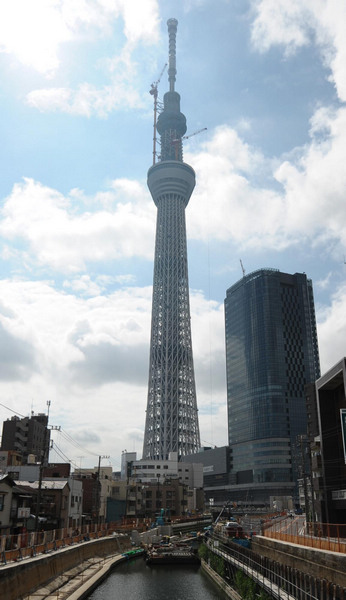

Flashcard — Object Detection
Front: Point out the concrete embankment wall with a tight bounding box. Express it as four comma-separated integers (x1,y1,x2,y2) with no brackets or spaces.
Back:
0,535,130,600
252,535,346,587
201,559,241,600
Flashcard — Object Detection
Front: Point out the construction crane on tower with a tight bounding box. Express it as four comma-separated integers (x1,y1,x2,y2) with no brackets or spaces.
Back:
171,127,207,160
150,63,167,165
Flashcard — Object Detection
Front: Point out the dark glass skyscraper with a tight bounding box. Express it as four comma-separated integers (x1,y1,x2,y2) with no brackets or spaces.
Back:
224,269,320,504
142,19,200,461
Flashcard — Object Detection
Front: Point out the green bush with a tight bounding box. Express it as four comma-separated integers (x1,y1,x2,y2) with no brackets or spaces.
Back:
198,543,209,560
210,553,224,578
234,570,270,600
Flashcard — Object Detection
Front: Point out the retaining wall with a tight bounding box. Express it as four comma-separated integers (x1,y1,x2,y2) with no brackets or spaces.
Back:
252,535,346,587
0,534,130,600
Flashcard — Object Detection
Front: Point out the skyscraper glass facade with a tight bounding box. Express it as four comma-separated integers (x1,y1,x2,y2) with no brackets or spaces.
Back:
224,269,320,504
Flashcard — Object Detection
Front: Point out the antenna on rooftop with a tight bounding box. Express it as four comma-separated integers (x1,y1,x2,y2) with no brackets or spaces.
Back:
240,259,246,277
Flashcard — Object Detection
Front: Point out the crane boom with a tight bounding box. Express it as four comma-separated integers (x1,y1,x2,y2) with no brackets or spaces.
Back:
183,127,207,140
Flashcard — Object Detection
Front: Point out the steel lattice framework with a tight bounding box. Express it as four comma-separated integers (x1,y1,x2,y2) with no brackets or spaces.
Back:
142,19,200,460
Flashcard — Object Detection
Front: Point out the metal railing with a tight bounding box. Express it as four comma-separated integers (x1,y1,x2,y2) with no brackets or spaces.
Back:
210,533,346,600
0,514,209,565
263,518,346,554
0,521,127,565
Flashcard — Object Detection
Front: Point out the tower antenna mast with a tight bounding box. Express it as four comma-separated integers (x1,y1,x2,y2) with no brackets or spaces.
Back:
150,63,167,165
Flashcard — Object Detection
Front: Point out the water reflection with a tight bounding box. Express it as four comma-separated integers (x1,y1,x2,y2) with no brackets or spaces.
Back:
87,557,228,600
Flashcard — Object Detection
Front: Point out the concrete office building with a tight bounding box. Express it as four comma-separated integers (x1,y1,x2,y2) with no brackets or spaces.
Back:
132,452,203,489
1,414,50,465
225,269,320,506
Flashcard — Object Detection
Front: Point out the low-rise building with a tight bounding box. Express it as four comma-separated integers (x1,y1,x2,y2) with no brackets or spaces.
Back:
0,474,16,532
16,480,70,529
132,452,203,488
73,466,113,524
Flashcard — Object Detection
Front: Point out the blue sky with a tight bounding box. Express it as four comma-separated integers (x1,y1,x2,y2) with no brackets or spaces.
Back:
0,0,346,470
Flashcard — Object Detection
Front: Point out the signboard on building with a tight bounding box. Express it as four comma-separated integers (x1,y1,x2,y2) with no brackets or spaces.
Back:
332,489,346,500
203,465,214,473
341,409,346,464
17,507,30,519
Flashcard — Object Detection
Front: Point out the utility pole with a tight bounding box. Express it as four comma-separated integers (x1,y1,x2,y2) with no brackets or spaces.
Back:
96,455,109,525
35,401,50,533
34,403,61,533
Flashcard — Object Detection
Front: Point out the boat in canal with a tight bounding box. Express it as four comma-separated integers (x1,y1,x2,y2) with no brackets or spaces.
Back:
146,545,200,566
146,542,201,565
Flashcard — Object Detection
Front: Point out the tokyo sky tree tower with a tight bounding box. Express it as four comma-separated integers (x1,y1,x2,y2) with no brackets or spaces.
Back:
142,18,201,460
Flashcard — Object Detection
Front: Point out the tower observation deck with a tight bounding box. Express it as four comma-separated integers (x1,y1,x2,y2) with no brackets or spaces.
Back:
142,18,201,460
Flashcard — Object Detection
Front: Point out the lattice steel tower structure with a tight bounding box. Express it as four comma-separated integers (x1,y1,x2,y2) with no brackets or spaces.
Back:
142,18,200,461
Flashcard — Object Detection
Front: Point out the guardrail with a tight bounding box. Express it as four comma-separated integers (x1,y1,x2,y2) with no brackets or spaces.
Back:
210,532,346,600
263,518,346,554
0,514,210,565
0,522,123,565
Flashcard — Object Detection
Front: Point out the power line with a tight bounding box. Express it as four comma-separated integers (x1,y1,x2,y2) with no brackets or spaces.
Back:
0,401,26,418
58,428,100,457
50,440,81,470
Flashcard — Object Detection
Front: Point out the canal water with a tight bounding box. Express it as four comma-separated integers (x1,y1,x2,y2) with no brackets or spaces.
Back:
86,557,229,600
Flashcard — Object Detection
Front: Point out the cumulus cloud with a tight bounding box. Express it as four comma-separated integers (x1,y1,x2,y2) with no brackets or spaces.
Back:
0,0,160,76
0,178,155,273
3,106,346,276
317,283,346,371
0,320,36,381
0,277,227,462
0,0,160,116
274,106,346,245
26,64,145,117
251,0,346,102
186,113,346,255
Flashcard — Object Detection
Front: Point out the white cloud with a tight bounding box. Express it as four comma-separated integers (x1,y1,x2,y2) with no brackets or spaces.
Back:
27,81,145,118
0,0,160,116
63,275,102,296
317,283,346,372
0,0,72,75
251,1,314,55
0,277,227,464
3,104,346,276
0,178,155,273
251,0,346,102
274,106,346,244
0,0,160,76
186,126,288,249
120,0,160,45
186,112,346,255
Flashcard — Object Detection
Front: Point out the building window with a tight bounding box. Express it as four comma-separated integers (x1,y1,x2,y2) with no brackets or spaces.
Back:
0,494,4,511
